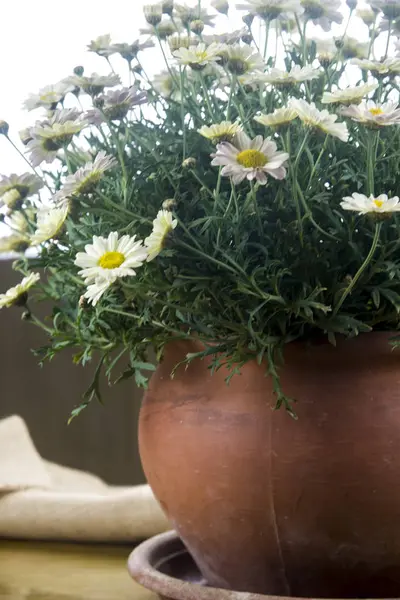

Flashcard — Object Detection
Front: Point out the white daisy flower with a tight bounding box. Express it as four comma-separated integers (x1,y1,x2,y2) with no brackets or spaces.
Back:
371,0,400,20
27,110,88,166
0,234,30,254
86,87,148,124
202,30,248,46
340,101,400,127
322,83,378,106
145,210,178,262
263,65,321,86
87,34,116,58
254,107,298,128
356,5,377,26
152,70,182,101
351,57,400,76
301,0,343,31
235,0,304,19
23,81,73,111
0,273,40,309
340,193,400,214
198,121,242,143
173,42,224,70
340,36,369,60
167,35,198,52
55,152,117,202
82,279,115,306
65,73,121,96
75,231,148,284
289,99,349,142
211,0,229,14
211,131,289,185
140,19,177,39
222,44,265,75
111,40,155,62
143,3,163,26
174,3,215,28
31,203,70,245
312,38,338,64
0,173,43,209
5,208,36,236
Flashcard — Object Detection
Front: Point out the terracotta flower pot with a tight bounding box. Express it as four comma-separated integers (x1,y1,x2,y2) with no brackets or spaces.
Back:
139,334,400,598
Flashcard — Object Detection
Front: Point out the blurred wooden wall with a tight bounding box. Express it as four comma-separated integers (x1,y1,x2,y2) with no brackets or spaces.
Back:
0,259,145,485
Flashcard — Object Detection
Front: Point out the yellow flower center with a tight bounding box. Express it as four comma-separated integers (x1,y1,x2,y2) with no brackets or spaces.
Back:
369,107,384,116
236,149,267,168
196,51,208,61
98,251,125,269
374,198,384,208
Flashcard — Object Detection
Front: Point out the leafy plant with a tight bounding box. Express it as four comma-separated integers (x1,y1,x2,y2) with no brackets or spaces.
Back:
1,0,400,415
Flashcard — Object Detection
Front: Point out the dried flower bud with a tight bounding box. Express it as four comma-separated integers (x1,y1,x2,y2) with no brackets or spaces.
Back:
162,198,178,210
190,19,204,34
144,4,163,26
182,157,197,169
0,120,9,136
79,295,87,309
162,0,174,15
211,0,229,14
73,65,84,76
346,0,357,10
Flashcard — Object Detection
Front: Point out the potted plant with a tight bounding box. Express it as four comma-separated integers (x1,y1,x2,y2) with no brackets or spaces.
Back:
2,0,400,595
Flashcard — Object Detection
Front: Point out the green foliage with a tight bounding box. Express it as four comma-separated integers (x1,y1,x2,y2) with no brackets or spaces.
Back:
3,0,400,415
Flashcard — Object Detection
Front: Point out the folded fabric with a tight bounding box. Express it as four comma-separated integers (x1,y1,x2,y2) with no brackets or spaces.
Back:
0,415,170,542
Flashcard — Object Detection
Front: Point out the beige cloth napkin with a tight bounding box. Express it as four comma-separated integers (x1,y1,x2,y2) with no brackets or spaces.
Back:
0,415,170,542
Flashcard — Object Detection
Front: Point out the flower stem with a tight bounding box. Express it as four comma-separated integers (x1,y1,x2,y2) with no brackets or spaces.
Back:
199,72,215,120
366,131,379,196
5,135,53,194
263,19,270,60
180,66,187,160
385,19,392,59
333,222,382,316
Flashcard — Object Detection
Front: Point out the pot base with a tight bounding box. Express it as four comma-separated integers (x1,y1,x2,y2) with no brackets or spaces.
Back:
127,531,400,600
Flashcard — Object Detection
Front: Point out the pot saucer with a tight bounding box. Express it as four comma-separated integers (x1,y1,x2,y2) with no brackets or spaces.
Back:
128,531,293,600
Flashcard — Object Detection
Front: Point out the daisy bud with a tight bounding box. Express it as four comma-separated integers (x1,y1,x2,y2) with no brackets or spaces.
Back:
132,64,143,74
0,120,9,136
190,19,204,34
182,157,197,168
162,198,178,210
242,13,254,26
346,0,357,9
162,0,174,15
21,310,32,320
211,0,229,15
73,65,84,76
144,4,163,26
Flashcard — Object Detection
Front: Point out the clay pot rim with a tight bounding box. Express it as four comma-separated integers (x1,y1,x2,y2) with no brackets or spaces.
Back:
128,531,386,600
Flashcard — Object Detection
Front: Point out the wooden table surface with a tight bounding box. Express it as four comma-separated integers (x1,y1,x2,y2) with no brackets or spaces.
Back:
0,540,156,600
